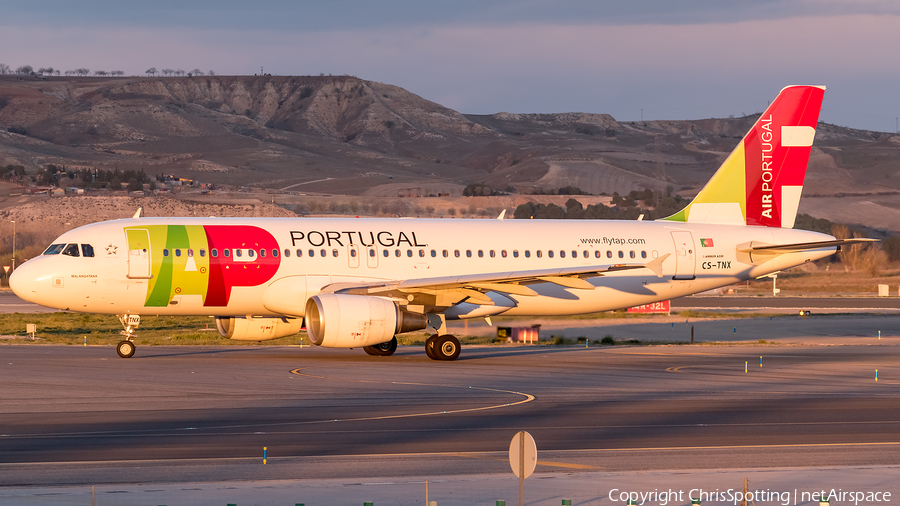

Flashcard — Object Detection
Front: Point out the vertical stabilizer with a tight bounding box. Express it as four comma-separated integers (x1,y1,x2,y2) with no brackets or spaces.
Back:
663,85,825,228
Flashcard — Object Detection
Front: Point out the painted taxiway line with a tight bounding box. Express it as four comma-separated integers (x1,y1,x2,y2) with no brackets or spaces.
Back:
289,367,535,422
4,441,900,469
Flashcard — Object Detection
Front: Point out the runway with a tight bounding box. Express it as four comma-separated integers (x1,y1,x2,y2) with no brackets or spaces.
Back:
2,341,899,488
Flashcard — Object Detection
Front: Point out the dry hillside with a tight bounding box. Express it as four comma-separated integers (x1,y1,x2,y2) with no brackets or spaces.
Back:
2,75,900,231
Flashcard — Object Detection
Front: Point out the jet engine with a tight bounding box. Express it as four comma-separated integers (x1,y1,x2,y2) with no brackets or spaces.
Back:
305,294,427,348
215,316,304,341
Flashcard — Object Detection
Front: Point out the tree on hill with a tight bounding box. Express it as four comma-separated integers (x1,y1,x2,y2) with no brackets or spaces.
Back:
146,67,157,77
0,63,9,75
16,65,33,75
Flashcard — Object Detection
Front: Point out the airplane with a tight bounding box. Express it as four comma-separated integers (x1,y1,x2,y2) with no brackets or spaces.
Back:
10,85,872,360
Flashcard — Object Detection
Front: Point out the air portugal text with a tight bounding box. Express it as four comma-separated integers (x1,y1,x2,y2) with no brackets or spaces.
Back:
290,230,426,248
759,114,775,220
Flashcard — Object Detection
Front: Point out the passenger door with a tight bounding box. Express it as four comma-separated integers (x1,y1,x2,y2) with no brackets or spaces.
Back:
126,229,152,279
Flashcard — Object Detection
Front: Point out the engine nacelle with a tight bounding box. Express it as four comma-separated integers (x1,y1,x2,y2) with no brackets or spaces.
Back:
216,316,304,341
305,294,427,348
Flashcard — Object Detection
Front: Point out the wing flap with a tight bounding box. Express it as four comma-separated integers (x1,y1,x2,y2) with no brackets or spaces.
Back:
332,255,671,305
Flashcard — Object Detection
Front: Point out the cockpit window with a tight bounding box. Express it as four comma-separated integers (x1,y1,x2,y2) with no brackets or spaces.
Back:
44,244,65,255
62,243,80,257
81,244,95,257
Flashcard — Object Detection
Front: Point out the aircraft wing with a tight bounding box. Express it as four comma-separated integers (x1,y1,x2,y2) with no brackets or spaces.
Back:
324,254,669,306
737,238,877,255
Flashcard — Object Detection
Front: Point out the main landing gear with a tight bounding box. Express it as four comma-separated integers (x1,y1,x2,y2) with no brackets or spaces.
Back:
364,336,398,356
116,314,140,359
425,334,460,361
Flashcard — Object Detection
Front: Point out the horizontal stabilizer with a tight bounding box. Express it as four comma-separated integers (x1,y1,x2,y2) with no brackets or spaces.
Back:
737,238,877,254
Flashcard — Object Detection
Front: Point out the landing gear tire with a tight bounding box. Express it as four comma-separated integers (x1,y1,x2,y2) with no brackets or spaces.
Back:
364,336,398,357
432,335,460,361
425,334,438,359
116,340,136,359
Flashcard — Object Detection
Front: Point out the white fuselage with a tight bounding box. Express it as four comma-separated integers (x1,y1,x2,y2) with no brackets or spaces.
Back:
11,217,835,318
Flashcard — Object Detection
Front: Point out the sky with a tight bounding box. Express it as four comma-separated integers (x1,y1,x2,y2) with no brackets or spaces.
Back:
2,0,900,132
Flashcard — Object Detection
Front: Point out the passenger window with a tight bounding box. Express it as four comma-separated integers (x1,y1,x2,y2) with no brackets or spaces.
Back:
548,250,554,258
332,249,338,257
309,249,315,257
163,248,170,257
466,250,472,258
406,250,413,258
283,249,290,257
321,249,327,257
607,250,612,258
443,249,449,258
259,249,266,258
176,249,183,257
350,249,357,258
187,249,193,257
630,251,635,259
369,249,376,257
490,250,496,258
560,250,565,258
419,249,425,258
383,249,389,258
44,244,65,255
235,249,242,258
574,250,579,258
395,249,401,257
224,249,231,258
430,249,436,258
618,251,624,259
502,250,508,258
212,249,219,258
536,250,542,258
523,250,529,258
298,249,304,257
477,250,483,258
248,249,255,258
81,244,95,257
200,249,206,257
510,250,516,258
641,250,647,259
272,249,278,257
454,250,460,258
595,251,601,258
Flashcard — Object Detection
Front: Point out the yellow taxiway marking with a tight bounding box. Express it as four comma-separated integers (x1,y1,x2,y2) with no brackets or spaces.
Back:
447,452,598,469
614,352,717,356
290,368,536,422
565,441,900,452
666,365,707,372
8,442,900,468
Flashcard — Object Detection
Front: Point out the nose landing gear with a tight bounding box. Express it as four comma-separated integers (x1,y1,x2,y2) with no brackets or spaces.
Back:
116,314,140,358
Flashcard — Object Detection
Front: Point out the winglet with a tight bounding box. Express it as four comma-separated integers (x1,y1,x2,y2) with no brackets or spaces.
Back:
133,207,142,219
497,209,506,220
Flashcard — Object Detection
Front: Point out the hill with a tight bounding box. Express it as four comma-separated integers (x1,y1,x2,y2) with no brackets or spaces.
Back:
2,74,900,231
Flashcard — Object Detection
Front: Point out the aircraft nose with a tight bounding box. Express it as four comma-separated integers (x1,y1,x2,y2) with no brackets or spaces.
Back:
9,259,43,304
